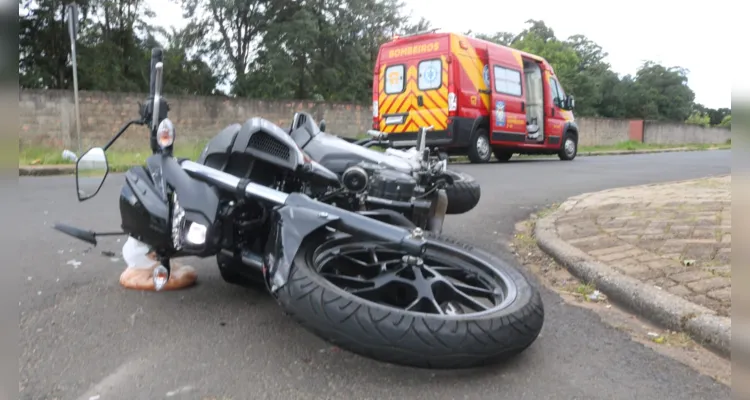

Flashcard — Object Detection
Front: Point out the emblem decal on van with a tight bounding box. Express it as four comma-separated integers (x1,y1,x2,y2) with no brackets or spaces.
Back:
483,65,490,87
424,65,439,85
495,100,506,127
387,70,401,86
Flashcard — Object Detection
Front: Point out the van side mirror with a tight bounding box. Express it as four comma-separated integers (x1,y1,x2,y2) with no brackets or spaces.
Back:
319,119,326,132
564,96,575,110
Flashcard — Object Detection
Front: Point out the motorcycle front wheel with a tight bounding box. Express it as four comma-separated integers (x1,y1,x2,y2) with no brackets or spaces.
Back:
274,231,544,369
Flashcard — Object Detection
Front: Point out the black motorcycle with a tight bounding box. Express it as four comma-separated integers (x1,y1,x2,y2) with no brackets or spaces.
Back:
53,48,544,369
198,111,481,232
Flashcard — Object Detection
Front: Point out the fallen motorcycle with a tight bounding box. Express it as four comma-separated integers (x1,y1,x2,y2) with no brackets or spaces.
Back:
52,48,544,369
346,123,481,216
199,111,482,289
198,112,482,228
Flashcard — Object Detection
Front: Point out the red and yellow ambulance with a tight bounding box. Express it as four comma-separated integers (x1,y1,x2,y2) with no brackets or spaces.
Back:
372,31,578,163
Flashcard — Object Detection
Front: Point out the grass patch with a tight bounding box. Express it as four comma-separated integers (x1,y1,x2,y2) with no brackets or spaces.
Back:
535,204,558,219
19,138,731,169
513,232,537,247
579,140,730,153
575,282,597,297
651,331,695,348
20,142,208,171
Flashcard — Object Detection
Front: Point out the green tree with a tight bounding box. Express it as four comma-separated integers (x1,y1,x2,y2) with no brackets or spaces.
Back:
719,114,731,128
160,25,222,95
19,0,93,89
19,0,219,94
631,61,695,121
469,31,515,46
475,21,581,112
238,0,421,102
685,111,711,127
469,21,704,121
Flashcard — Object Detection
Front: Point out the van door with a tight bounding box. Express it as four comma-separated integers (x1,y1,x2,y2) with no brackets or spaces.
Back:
379,57,449,134
545,74,566,142
379,63,407,132
413,57,449,132
489,63,527,143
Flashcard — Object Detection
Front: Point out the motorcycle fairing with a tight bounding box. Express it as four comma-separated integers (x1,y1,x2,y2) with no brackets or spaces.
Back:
263,203,339,292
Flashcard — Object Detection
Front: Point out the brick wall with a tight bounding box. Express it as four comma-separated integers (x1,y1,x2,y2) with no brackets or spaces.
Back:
19,89,731,150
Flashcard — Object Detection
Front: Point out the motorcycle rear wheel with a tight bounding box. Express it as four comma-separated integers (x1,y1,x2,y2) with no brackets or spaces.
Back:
443,171,481,215
274,231,544,369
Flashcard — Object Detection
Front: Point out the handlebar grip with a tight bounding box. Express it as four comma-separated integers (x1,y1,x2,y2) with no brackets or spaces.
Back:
149,48,163,97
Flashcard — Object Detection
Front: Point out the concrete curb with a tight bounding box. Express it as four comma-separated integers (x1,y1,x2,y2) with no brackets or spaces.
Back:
534,199,731,359
19,146,729,176
574,146,729,157
19,165,76,176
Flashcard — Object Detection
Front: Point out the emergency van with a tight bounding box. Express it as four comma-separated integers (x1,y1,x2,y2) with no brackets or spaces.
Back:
372,31,578,163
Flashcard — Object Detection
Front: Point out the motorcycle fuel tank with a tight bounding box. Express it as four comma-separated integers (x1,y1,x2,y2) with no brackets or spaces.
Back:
292,128,414,174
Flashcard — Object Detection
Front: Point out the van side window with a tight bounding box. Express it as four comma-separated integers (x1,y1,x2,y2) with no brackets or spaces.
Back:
418,59,442,90
493,65,522,97
549,77,563,107
384,65,405,94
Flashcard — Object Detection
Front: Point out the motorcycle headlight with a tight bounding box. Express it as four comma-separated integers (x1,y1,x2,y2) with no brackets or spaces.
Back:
185,222,207,245
171,192,209,251
171,192,186,250
157,118,175,149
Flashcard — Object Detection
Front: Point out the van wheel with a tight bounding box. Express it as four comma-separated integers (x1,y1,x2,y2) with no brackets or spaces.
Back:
558,132,578,161
468,128,492,163
493,150,513,163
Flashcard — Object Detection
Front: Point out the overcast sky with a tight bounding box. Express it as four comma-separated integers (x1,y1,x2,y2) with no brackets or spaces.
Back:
149,0,731,109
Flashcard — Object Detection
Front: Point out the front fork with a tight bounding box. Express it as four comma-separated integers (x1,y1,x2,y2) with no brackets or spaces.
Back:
426,188,448,234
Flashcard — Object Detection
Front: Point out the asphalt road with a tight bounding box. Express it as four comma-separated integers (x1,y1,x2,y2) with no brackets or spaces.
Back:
20,150,731,400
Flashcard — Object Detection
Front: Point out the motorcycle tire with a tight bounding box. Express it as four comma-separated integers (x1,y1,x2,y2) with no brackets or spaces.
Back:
273,231,544,369
443,170,481,215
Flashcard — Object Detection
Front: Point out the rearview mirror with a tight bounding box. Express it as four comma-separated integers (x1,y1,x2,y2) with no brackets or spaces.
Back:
564,96,575,110
319,119,326,132
76,147,109,201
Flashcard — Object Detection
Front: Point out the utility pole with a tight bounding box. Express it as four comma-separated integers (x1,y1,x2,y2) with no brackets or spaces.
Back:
67,3,82,156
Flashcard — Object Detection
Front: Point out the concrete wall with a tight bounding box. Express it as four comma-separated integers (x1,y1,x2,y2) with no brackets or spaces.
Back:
575,117,632,147
643,120,732,145
19,89,372,150
19,89,732,150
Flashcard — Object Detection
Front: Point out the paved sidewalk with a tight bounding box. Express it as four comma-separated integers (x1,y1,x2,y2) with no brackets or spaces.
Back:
535,175,731,355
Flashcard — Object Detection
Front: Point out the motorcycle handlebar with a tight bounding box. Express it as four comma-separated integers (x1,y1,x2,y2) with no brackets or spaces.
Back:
149,48,163,98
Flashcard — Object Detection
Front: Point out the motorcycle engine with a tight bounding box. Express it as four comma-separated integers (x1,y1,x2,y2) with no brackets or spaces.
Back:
367,168,417,202
341,166,369,193
337,162,430,229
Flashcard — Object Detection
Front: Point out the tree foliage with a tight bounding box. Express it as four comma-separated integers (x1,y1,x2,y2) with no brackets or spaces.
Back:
19,0,220,95
472,20,722,123
19,3,729,123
